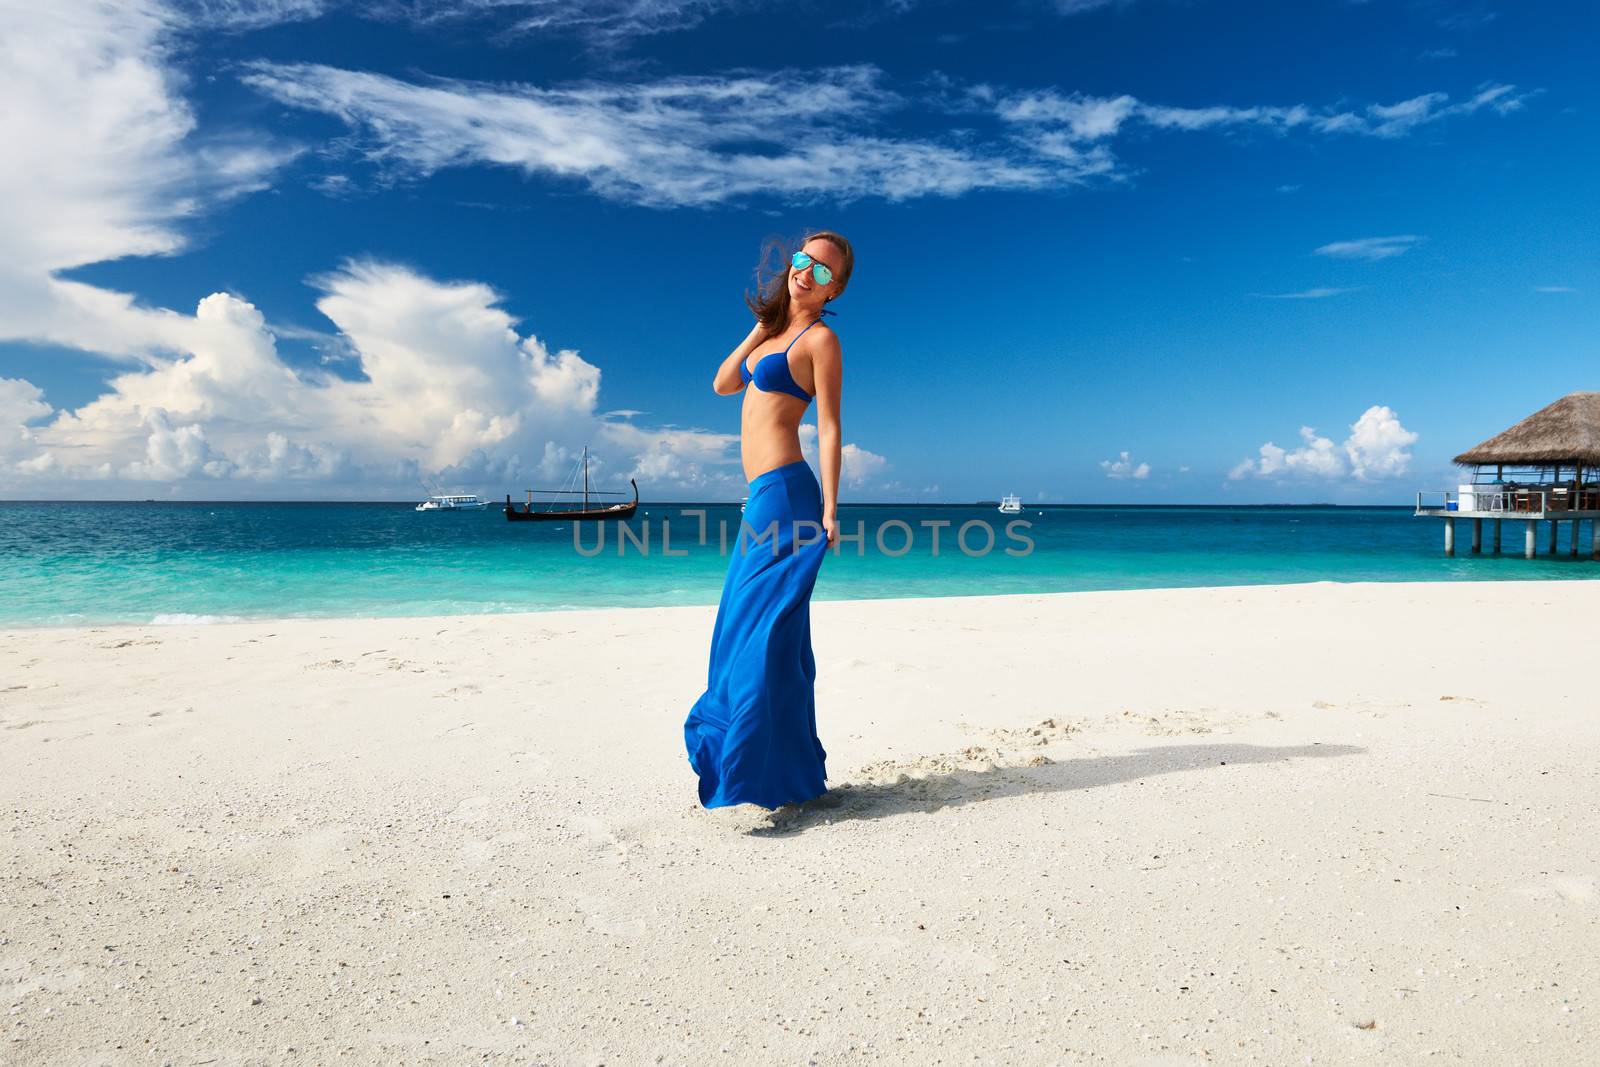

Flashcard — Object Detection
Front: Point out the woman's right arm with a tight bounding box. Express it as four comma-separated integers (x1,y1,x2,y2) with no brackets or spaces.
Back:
712,321,770,395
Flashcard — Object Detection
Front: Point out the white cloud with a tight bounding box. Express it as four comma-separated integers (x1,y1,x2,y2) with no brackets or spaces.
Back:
5,260,888,497
1344,404,1420,479
998,92,1141,139
999,84,1530,140
1099,451,1150,480
0,379,54,460
19,262,641,489
798,425,891,488
244,62,1061,207
1339,83,1529,136
1252,287,1360,299
1138,102,1315,133
1231,427,1344,479
841,443,891,487
601,420,739,492
182,0,330,29
1533,285,1575,294
1314,235,1423,261
1051,0,1125,11
124,409,227,481
1230,405,1418,482
0,0,297,362
242,59,1537,209
186,0,1142,43
368,0,742,47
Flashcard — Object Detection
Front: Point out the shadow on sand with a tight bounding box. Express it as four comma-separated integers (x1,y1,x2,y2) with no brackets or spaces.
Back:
754,741,1364,836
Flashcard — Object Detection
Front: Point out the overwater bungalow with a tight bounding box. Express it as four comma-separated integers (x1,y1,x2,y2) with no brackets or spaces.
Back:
1416,391,1600,559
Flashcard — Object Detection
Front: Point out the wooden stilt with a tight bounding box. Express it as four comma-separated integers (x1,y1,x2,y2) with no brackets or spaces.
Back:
1471,518,1482,554
1444,518,1455,557
1526,520,1537,559
1493,519,1502,554
1549,519,1559,555
1592,519,1600,562
1570,519,1580,557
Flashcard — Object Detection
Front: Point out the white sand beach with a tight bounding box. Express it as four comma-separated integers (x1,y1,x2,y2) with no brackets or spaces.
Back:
3,580,1598,1064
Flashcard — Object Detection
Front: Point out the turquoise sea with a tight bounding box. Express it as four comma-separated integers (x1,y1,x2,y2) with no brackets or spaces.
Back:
0,500,1595,628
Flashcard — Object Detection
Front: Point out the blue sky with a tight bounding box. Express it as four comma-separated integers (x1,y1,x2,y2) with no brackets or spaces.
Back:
1,0,1594,502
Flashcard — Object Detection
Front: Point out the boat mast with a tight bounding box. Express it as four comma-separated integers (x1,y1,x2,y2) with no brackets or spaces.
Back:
582,446,589,511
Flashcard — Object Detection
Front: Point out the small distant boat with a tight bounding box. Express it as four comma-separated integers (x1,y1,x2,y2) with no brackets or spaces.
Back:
997,493,1022,514
506,446,639,522
415,493,490,512
739,496,747,513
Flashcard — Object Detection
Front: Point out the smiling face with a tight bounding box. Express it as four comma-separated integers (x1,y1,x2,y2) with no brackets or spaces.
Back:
787,237,841,314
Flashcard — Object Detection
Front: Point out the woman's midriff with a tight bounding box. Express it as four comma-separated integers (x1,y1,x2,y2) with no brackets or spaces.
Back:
740,393,806,484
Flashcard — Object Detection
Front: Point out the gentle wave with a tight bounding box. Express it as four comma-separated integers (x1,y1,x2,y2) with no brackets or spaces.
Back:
150,613,244,626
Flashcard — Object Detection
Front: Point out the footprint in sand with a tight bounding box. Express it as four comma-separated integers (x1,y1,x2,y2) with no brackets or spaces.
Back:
574,816,630,866
284,825,364,872
461,829,535,865
572,893,646,938
755,792,851,832
857,751,990,782
1551,877,1596,903
1118,707,1247,736
987,717,1078,748
929,944,997,976
1514,876,1595,905
448,795,494,823
846,933,911,959
856,723,1074,787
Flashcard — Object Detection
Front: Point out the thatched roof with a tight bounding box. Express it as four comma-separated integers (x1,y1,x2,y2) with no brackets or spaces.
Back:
1454,392,1600,466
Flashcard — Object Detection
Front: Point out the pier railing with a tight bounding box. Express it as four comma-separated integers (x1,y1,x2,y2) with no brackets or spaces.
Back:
1416,488,1600,514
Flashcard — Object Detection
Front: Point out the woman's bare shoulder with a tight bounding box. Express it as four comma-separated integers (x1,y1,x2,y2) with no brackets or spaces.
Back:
804,320,843,360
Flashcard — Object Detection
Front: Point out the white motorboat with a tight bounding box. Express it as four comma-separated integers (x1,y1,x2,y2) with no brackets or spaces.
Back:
415,494,490,512
997,493,1022,514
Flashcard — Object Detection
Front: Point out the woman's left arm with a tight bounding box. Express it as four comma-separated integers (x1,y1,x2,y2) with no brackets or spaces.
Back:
811,330,844,548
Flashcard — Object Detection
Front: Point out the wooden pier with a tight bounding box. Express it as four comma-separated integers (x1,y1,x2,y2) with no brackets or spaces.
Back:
1416,392,1600,561
1416,490,1600,560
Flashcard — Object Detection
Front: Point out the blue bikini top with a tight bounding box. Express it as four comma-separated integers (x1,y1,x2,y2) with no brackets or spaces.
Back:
740,311,834,404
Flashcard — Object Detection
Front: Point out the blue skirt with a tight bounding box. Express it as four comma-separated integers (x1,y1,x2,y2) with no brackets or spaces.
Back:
685,459,830,809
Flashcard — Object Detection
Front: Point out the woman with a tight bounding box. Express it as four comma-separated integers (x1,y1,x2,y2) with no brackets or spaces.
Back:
683,230,853,810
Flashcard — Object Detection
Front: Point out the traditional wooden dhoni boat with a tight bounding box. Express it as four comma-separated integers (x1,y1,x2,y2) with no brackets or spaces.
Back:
505,447,639,522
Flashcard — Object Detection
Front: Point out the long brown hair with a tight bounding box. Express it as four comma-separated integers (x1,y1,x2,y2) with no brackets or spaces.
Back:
745,229,854,335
